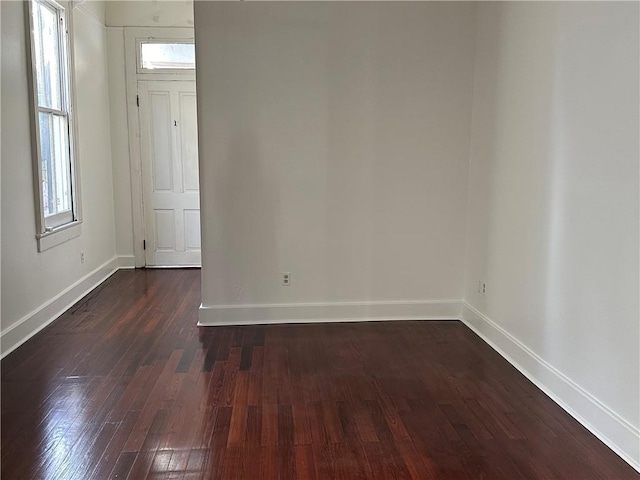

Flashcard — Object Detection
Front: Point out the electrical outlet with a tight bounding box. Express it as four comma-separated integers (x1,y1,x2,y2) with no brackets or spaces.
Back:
281,272,291,286
80,251,85,264
482,282,487,295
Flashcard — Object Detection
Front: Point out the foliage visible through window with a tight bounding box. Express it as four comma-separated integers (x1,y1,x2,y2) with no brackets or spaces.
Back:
30,0,76,230
140,42,195,70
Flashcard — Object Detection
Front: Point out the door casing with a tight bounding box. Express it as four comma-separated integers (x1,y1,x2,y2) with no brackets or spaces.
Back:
123,27,196,267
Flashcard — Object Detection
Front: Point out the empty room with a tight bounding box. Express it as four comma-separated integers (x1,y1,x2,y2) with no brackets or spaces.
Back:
1,0,639,478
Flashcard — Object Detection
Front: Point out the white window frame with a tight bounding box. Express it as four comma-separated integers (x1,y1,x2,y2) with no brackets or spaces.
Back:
136,39,196,75
25,0,82,252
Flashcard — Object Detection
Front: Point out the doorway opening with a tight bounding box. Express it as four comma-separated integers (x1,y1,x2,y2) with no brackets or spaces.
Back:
125,30,200,267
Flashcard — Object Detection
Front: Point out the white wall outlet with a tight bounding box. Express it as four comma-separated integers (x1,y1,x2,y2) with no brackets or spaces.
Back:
482,281,487,295
80,251,85,264
281,272,291,286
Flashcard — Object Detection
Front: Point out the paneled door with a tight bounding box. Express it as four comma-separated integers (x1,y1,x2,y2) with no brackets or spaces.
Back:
138,81,200,266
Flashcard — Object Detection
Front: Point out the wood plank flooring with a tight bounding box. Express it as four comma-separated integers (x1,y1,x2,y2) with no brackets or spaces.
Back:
2,269,638,479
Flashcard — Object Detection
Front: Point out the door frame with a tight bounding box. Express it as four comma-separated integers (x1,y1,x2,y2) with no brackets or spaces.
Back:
123,27,195,267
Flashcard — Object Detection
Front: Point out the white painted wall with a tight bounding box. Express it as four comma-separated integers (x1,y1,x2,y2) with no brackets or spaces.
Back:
1,1,117,348
106,0,193,28
106,27,135,263
78,0,106,25
464,2,639,468
195,2,476,318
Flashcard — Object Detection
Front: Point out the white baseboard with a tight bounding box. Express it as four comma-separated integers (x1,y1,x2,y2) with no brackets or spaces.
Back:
198,300,463,326
0,257,120,359
117,255,136,269
461,302,640,473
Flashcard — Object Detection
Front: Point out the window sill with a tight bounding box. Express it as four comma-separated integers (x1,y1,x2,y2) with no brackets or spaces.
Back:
37,221,82,252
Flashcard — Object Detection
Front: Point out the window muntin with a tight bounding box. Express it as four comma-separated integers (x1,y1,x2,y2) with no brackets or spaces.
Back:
28,0,78,233
139,42,195,71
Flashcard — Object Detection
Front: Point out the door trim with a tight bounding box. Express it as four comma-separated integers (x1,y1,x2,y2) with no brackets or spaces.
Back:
123,27,195,267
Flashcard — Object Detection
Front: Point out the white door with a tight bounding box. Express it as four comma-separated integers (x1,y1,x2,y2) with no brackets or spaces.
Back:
139,80,200,266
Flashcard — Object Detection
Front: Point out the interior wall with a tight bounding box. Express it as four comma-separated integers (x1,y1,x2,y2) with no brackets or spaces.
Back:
195,2,476,318
1,1,117,343
464,1,639,467
106,0,193,28
106,27,135,264
77,0,105,25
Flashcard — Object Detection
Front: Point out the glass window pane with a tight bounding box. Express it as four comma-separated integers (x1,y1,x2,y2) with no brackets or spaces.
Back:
32,1,62,109
39,111,72,217
141,42,195,70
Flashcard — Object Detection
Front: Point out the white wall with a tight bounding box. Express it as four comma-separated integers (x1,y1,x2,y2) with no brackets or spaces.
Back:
78,0,106,25
195,2,476,322
464,2,639,468
106,0,193,28
106,27,135,263
1,1,117,354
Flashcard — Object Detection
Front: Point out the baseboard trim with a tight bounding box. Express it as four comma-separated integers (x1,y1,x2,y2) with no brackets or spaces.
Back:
461,302,640,473
0,257,120,359
117,255,136,269
198,300,463,326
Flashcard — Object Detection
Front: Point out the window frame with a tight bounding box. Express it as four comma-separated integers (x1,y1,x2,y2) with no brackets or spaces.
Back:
25,0,82,252
136,38,196,74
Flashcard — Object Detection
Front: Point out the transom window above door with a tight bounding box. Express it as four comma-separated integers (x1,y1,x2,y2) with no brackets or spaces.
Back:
138,41,195,73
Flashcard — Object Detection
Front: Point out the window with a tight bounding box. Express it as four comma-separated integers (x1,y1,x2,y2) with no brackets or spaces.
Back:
27,0,81,250
139,41,195,72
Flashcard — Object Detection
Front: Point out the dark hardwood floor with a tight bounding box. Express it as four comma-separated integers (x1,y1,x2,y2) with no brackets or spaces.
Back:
1,269,638,479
